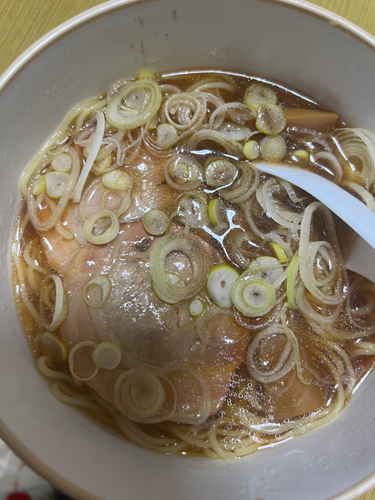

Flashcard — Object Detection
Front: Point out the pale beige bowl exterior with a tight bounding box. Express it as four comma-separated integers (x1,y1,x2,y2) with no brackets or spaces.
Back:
1,1,375,499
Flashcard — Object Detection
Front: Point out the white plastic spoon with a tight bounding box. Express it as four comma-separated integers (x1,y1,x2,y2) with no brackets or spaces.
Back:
255,163,375,283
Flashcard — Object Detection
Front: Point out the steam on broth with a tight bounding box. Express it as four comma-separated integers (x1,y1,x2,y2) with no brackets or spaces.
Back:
11,69,375,459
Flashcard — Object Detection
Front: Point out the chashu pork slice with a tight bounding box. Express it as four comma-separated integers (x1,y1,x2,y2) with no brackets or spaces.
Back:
59,222,250,425
249,328,329,420
38,149,178,275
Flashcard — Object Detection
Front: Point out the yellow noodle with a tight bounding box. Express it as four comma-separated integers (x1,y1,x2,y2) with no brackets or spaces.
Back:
23,243,48,274
208,424,235,460
125,420,178,446
114,414,186,454
14,255,43,329
49,381,104,411
354,342,375,355
202,448,221,460
36,356,74,384
76,100,106,131
167,424,211,449
26,265,38,290
55,222,74,240
234,443,259,457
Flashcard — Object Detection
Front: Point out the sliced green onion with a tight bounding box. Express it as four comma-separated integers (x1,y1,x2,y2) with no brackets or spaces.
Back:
189,298,204,317
73,110,105,203
219,162,259,204
260,135,286,162
164,93,206,132
248,256,283,285
68,341,99,382
244,83,277,111
137,70,157,80
32,175,46,195
92,342,122,369
92,154,114,176
75,99,106,131
299,202,345,305
114,367,176,423
208,198,223,224
166,272,185,288
165,298,205,332
291,149,309,163
217,123,251,142
232,275,275,317
46,172,70,199
152,278,181,303
156,123,178,149
246,325,295,384
102,170,131,191
256,104,286,135
41,333,67,362
243,140,259,160
83,276,112,308
142,209,170,236
335,128,375,186
149,233,209,304
36,356,72,383
28,146,80,232
51,153,72,172
187,76,236,93
343,181,375,213
164,155,203,192
353,342,375,356
55,222,73,240
177,191,209,229
287,253,300,308
83,210,120,244
41,277,57,310
242,281,273,308
281,303,310,384
40,274,67,332
205,158,237,187
207,265,239,309
23,242,48,274
269,241,288,263
187,129,243,157
106,80,162,130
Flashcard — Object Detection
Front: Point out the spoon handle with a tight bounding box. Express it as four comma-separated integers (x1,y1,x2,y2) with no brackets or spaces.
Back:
255,164,375,251
345,236,375,283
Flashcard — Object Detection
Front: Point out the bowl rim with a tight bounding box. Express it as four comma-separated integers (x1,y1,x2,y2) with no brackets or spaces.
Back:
2,0,375,499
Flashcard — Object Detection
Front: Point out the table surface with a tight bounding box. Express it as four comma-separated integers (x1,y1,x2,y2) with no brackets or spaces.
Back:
1,0,375,499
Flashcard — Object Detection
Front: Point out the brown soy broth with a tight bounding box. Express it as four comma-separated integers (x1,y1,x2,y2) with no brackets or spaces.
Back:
11,69,375,458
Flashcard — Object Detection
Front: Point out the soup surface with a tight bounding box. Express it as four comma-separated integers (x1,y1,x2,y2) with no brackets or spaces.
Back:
11,69,375,459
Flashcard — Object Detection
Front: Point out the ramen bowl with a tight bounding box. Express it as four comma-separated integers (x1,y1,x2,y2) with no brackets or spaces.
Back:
1,0,375,499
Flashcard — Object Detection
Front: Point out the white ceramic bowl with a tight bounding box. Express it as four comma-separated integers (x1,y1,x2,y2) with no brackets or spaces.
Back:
1,1,375,499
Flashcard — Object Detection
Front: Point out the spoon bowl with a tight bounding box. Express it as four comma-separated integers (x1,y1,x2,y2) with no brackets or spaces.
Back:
255,163,375,282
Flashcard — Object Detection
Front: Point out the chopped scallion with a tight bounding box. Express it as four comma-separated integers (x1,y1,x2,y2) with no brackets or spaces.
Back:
207,265,239,309
244,83,277,111
102,170,131,191
143,209,170,236
92,342,122,369
243,140,260,160
256,104,286,135
189,298,204,317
